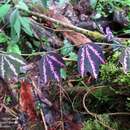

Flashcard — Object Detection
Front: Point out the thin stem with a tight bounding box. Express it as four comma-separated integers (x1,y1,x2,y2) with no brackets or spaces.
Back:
59,83,64,130
2,104,17,118
83,86,115,130
0,42,125,57
21,10,130,43
83,85,130,129
95,42,125,47
31,80,48,130
40,109,48,130
27,10,105,41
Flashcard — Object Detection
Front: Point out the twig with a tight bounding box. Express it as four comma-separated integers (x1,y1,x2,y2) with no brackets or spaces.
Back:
83,86,116,130
58,83,64,130
28,11,105,41
40,109,48,130
23,10,130,43
83,86,130,116
0,41,125,57
2,104,17,118
83,86,130,129
31,80,48,130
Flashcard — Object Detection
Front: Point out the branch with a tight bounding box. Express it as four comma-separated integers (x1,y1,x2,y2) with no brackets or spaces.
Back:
28,11,105,41
26,10,130,43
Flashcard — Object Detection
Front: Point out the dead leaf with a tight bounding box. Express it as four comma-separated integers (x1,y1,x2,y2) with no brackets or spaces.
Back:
63,31,92,46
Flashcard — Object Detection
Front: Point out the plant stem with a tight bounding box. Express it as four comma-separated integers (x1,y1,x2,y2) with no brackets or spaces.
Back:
22,10,130,43
31,80,48,130
83,85,130,129
59,83,64,130
40,109,48,130
0,42,125,57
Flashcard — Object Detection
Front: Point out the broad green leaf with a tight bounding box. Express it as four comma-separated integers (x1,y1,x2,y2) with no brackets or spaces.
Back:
7,43,21,54
14,18,21,39
0,4,10,19
61,39,73,56
0,33,9,43
16,1,29,11
20,17,33,36
10,9,21,41
10,9,19,26
0,53,26,79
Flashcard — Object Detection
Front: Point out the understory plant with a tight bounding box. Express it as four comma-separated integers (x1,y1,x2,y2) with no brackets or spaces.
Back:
0,0,130,130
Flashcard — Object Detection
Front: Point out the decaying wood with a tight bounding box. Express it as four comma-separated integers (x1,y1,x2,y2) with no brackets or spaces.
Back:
25,10,130,44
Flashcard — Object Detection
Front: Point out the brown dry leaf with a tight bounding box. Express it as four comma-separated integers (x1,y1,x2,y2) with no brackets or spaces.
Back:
63,31,92,46
48,11,92,46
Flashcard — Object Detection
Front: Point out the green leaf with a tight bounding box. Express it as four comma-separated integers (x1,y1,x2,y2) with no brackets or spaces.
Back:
0,33,9,43
14,18,21,39
16,1,29,11
0,4,10,19
20,17,33,36
0,53,26,79
60,68,67,80
10,9,21,41
7,43,21,54
61,39,73,56
10,9,19,26
69,52,77,61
